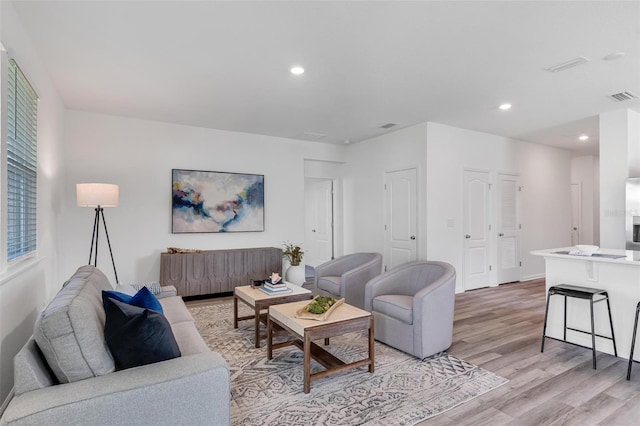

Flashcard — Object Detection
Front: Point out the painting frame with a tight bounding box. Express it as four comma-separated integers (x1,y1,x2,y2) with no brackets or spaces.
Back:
172,168,265,234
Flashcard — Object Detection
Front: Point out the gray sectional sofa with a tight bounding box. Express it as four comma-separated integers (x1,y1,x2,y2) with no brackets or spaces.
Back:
0,265,230,426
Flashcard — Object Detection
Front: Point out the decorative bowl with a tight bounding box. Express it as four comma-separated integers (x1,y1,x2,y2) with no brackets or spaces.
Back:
576,245,599,255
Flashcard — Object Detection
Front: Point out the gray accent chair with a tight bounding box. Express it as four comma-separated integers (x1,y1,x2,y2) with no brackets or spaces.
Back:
364,260,456,359
314,253,383,309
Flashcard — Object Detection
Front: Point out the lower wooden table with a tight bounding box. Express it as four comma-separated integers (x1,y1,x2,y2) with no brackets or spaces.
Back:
267,300,374,393
234,283,312,348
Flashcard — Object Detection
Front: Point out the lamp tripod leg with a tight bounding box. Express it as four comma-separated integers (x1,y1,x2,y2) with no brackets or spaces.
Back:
88,208,100,266
100,209,119,284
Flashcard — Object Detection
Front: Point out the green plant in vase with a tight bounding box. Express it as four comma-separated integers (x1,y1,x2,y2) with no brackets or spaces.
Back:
283,241,304,266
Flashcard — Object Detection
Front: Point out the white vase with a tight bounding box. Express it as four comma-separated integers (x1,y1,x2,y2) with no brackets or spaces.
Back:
282,258,291,275
285,264,305,286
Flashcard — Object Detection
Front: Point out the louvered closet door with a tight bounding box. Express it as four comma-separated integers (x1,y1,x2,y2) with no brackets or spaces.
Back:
497,173,521,284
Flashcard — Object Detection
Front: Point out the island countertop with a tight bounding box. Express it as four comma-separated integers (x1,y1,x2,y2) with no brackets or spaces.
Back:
532,246,640,360
531,247,640,265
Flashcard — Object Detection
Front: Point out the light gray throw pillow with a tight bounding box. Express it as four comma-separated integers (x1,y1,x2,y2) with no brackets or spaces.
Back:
34,266,115,383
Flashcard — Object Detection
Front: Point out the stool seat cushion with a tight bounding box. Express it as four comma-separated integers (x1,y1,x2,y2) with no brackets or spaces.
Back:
549,284,607,299
542,282,616,370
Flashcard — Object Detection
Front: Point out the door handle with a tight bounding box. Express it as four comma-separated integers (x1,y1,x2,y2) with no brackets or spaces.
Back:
498,233,504,237
410,236,416,240
465,234,471,239
572,227,578,231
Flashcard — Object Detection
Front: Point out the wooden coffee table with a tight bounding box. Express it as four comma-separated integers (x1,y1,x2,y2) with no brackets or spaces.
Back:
234,283,312,348
267,300,374,393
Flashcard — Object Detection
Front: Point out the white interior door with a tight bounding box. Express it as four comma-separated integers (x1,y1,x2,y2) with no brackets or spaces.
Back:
463,170,491,290
571,183,581,246
304,179,334,267
384,168,417,271
497,173,521,284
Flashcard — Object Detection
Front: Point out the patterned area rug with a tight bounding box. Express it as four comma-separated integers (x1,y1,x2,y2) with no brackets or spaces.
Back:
189,301,507,426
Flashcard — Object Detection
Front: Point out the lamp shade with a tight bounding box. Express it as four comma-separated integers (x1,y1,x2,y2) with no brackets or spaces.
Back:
76,183,119,207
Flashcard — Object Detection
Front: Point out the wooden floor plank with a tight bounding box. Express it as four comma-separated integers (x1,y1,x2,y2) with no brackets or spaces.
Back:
416,278,640,424
187,278,640,424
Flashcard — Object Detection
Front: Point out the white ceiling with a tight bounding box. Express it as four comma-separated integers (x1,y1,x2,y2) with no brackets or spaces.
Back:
10,1,640,154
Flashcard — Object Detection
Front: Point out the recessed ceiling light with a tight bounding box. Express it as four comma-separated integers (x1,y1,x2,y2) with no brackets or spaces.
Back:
499,103,512,111
579,135,589,141
290,66,305,75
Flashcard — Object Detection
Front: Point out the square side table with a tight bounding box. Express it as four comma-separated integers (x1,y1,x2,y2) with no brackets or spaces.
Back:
234,283,312,348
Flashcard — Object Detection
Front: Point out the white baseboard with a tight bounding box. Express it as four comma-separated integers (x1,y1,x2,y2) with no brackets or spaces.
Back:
521,273,545,281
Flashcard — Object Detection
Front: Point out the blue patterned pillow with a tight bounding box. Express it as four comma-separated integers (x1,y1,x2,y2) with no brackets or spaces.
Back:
103,298,180,370
102,286,163,314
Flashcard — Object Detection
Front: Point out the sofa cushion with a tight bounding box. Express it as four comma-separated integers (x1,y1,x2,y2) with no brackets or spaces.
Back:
170,321,210,355
372,295,414,324
104,298,181,370
102,286,164,314
159,296,197,325
33,266,116,383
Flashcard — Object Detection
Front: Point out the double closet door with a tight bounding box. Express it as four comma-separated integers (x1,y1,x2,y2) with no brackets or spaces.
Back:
463,170,521,291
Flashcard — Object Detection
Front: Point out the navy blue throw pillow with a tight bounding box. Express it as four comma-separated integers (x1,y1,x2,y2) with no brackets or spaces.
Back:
102,286,163,314
103,298,181,370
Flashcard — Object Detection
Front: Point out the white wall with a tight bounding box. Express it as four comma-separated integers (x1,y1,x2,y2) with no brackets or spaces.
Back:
343,121,572,293
0,1,65,404
343,123,429,263
60,111,345,286
629,111,640,178
426,122,572,292
599,109,640,248
571,155,599,245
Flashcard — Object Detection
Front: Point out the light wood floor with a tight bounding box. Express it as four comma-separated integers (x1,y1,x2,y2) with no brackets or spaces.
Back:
187,280,640,425
420,279,640,426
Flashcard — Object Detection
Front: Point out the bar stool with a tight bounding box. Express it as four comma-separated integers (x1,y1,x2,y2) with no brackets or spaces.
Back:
627,301,640,380
541,284,617,369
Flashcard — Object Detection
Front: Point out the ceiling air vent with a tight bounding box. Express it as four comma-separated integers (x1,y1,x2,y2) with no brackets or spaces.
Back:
608,91,639,102
544,56,590,73
302,132,326,139
380,123,397,129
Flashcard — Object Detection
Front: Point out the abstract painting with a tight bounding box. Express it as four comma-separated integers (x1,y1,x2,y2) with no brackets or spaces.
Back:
172,169,264,233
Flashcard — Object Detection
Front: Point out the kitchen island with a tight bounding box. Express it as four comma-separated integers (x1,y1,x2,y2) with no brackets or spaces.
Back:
532,247,640,361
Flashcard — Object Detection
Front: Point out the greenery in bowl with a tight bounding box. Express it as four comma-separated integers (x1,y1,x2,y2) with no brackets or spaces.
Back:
305,296,337,314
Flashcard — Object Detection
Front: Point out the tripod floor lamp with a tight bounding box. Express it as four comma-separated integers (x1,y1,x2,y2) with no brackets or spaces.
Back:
76,183,119,284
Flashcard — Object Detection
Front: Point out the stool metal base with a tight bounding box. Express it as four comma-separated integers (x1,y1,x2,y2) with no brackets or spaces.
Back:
627,301,640,380
541,284,617,370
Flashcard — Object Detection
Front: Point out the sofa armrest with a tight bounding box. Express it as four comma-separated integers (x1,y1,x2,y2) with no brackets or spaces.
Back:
157,285,178,298
1,352,230,426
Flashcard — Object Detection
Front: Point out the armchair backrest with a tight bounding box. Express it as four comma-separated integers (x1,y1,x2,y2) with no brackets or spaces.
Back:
365,261,455,302
412,261,455,295
315,252,382,277
314,253,383,309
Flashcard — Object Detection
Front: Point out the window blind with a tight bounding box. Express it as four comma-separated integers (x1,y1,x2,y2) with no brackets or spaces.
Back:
7,59,38,260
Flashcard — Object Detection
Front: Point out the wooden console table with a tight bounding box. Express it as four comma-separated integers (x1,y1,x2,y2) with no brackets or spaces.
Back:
159,247,282,297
